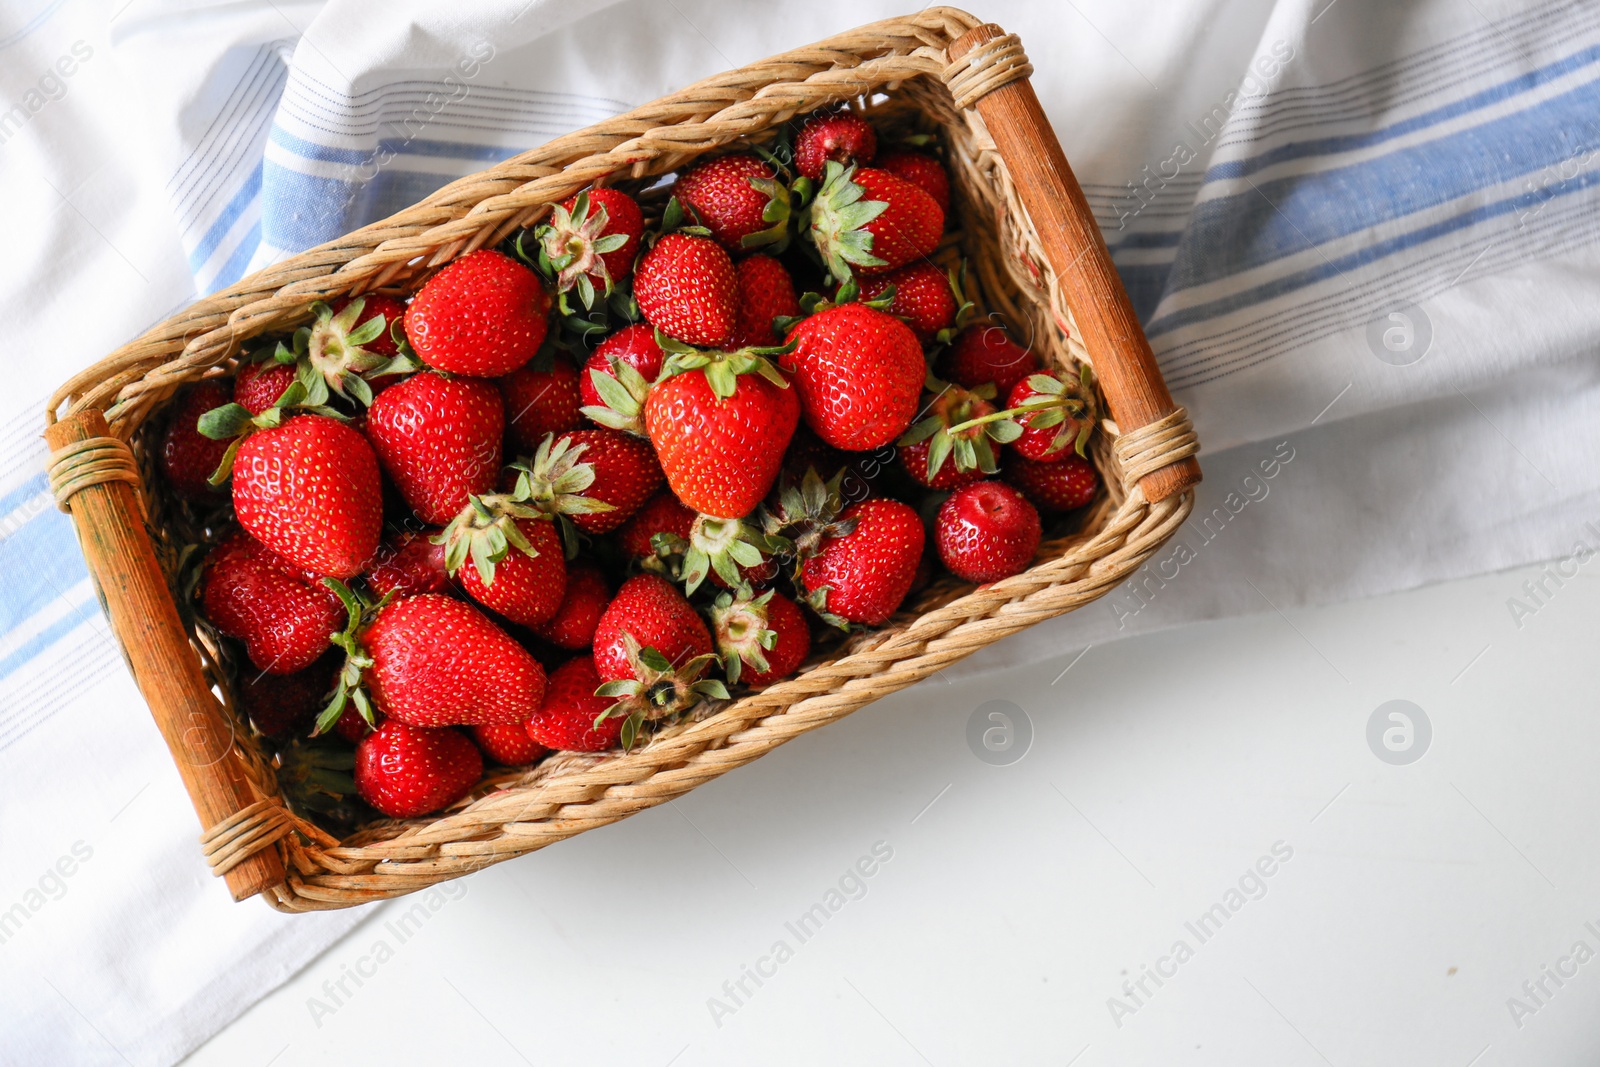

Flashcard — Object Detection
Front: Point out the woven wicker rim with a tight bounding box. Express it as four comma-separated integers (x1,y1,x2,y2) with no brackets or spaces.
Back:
46,7,1196,910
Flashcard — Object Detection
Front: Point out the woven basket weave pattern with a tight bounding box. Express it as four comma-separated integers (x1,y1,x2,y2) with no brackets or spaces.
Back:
46,8,1194,911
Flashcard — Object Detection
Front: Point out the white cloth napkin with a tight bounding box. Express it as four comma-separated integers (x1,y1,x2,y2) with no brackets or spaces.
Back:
1,0,1597,1062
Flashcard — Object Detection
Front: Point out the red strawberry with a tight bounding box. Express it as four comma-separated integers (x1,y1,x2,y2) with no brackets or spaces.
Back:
782,304,924,451
1002,450,1100,512
159,381,233,499
234,361,299,416
452,516,567,627
403,249,551,377
644,345,799,519
540,188,645,305
939,323,1039,394
730,255,800,348
1004,368,1096,461
795,110,877,181
935,481,1042,583
634,233,738,347
228,415,383,578
554,429,662,533
365,372,504,524
675,154,791,253
364,529,451,600
334,705,381,742
532,562,609,649
355,719,482,818
501,358,583,454
579,323,665,436
710,587,810,687
895,378,1009,489
238,654,337,737
331,294,407,357
616,491,695,559
356,594,546,728
877,151,950,213
856,262,958,343
202,533,343,674
800,498,924,626
806,165,943,278
592,573,714,682
471,721,549,767
525,657,621,752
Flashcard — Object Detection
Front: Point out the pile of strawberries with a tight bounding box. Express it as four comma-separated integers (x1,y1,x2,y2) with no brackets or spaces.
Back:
159,107,1102,822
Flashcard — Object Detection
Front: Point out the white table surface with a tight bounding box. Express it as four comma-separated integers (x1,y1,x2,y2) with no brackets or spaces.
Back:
184,560,1600,1067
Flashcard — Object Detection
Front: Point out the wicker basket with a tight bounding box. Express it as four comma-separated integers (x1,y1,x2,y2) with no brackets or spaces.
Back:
43,8,1199,911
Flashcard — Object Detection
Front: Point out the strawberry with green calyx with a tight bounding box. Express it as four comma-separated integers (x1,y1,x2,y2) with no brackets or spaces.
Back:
592,633,728,750
1004,364,1099,460
653,513,778,596
579,340,656,436
895,374,1019,490
266,297,419,407
505,431,623,552
435,491,568,627
803,161,943,281
709,586,810,687
758,467,857,570
799,497,925,629
643,329,800,519
674,151,796,254
525,657,621,752
592,573,715,681
774,273,897,334
197,366,348,485
531,189,643,313
317,587,547,734
633,197,739,348
616,490,696,561
856,261,974,345
547,428,663,535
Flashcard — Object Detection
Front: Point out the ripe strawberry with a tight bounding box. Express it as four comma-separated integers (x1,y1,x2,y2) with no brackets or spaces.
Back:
782,304,923,451
365,372,504,524
592,573,714,682
1004,367,1097,461
225,414,383,578
355,719,482,818
877,151,950,213
470,721,549,767
238,654,337,737
935,481,1042,583
895,378,1012,489
525,657,621,752
538,188,645,308
501,357,583,454
264,296,414,406
579,323,664,436
800,498,924,626
336,593,546,729
645,343,799,519
710,587,810,687
616,491,696,559
449,513,566,627
551,429,662,533
364,529,450,600
794,110,877,181
403,249,551,376
675,154,792,253
159,381,233,500
939,323,1039,394
532,562,609,649
806,164,943,278
201,533,343,674
634,233,738,347
856,262,958,343
1002,450,1100,512
234,361,299,416
730,255,800,348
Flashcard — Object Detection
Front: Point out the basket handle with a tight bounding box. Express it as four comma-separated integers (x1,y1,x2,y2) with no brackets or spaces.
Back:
945,24,1201,503
43,410,286,901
